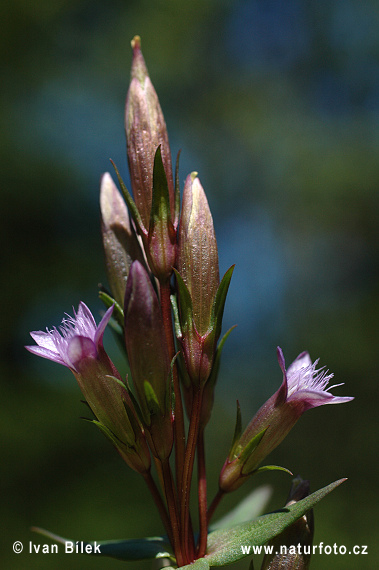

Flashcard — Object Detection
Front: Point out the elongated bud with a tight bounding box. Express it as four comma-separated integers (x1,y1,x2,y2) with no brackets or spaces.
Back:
176,174,233,386
178,173,219,335
260,477,314,569
124,260,173,459
100,172,145,306
125,36,174,231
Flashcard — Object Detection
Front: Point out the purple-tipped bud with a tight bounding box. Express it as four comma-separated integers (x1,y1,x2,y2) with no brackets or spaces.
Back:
26,303,151,474
219,348,353,493
100,172,146,306
125,36,174,231
260,477,314,569
124,260,173,459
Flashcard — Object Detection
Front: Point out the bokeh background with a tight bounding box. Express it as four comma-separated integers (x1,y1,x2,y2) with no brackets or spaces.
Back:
2,1,378,569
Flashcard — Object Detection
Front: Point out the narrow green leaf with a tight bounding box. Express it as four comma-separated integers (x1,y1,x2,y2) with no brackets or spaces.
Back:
236,426,268,463
31,528,173,562
205,478,346,566
144,381,162,418
150,145,172,227
211,265,234,337
254,465,293,476
111,159,146,235
173,269,194,335
170,293,182,339
98,291,124,329
211,485,273,531
229,400,242,458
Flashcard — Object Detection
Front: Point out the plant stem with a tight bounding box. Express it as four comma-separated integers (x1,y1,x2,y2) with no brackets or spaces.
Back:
196,429,208,558
207,488,225,525
143,470,173,546
160,280,186,487
161,458,184,567
180,386,203,562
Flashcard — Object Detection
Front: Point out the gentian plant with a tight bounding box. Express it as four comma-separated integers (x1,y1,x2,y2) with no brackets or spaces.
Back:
26,36,353,569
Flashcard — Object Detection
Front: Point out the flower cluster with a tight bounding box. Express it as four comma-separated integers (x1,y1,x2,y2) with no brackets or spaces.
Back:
26,36,353,569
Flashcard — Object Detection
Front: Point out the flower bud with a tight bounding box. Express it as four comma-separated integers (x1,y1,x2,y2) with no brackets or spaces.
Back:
124,260,173,459
176,173,233,387
100,172,146,307
125,36,174,231
260,477,314,569
178,173,219,336
219,348,353,493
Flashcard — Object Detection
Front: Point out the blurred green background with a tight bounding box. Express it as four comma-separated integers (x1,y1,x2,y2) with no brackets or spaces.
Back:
2,1,378,569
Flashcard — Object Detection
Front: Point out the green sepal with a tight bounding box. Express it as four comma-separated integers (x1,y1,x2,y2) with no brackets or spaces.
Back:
229,422,267,463
204,478,346,567
229,400,242,459
150,145,172,229
253,464,293,476
174,149,181,227
238,426,268,463
173,269,194,336
143,381,162,421
88,418,128,448
31,528,173,562
98,290,124,327
170,292,182,339
210,265,234,338
110,159,146,235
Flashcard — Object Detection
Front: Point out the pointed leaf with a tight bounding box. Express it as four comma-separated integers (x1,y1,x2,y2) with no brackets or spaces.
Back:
254,464,293,476
31,528,173,562
211,265,234,338
234,426,268,463
173,269,194,335
150,145,172,227
205,478,346,566
111,159,146,235
98,291,124,328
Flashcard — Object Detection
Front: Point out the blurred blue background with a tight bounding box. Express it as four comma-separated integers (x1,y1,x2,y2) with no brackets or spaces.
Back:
1,1,378,568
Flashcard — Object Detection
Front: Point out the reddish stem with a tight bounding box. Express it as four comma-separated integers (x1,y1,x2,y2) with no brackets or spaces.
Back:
142,470,173,546
207,488,225,525
160,280,186,487
196,429,208,558
161,458,184,567
180,386,203,563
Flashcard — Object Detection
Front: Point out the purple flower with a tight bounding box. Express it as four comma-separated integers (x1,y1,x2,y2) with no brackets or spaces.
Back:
26,302,151,474
276,347,354,410
26,302,113,372
219,348,354,493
